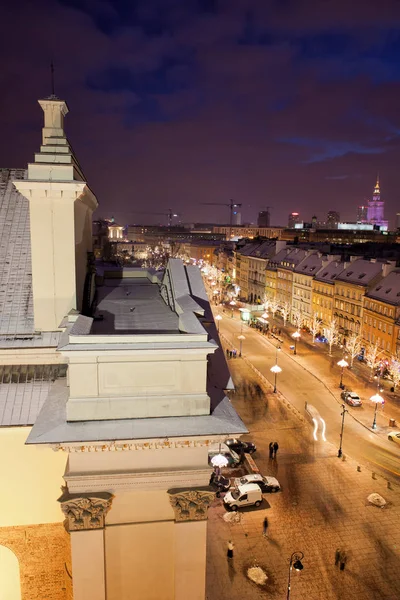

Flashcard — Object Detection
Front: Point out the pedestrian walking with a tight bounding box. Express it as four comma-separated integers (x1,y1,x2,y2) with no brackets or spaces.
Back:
226,348,229,359
269,442,274,459
233,348,237,358
229,350,232,359
335,548,341,567
273,441,279,458
339,551,347,571
227,540,234,559
262,516,269,537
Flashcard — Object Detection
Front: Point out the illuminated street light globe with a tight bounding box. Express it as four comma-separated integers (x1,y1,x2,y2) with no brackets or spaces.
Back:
229,300,236,306
215,315,222,322
292,331,301,340
270,364,282,375
261,313,268,319
210,453,229,468
370,393,384,405
337,359,349,369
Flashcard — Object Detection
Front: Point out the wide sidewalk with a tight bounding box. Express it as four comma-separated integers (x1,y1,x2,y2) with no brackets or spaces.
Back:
206,343,400,600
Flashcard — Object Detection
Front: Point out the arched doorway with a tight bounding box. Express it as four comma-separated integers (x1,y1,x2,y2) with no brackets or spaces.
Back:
0,545,21,600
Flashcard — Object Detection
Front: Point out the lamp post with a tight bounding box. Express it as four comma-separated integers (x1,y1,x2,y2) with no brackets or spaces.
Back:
338,403,348,458
292,330,301,355
215,314,222,332
286,551,304,600
229,299,235,319
337,358,349,389
270,346,282,393
237,334,245,357
370,392,384,430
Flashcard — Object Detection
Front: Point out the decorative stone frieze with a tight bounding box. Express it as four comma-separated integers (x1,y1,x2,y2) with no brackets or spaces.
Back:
58,488,114,532
52,437,226,453
168,487,215,522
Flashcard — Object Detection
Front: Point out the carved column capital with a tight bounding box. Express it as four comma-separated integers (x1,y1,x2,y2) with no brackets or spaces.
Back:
58,489,114,532
168,487,215,522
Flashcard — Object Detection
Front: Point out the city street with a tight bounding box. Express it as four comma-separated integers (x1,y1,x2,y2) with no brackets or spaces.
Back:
216,308,400,482
206,335,400,600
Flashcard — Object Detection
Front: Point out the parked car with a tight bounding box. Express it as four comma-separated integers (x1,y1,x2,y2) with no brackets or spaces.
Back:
341,391,362,407
209,473,231,496
208,443,241,467
234,473,281,493
225,438,256,454
388,432,400,445
223,483,263,510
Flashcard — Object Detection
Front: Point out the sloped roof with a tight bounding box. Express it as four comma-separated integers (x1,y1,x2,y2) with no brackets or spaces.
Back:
0,169,34,335
314,261,346,284
366,269,400,305
336,259,384,286
294,251,325,275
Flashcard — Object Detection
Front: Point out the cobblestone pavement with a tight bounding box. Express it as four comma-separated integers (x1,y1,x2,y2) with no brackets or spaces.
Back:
206,356,400,600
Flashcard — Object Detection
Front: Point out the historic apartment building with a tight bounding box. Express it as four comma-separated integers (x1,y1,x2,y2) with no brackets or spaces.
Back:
312,261,346,331
333,259,396,339
363,269,400,356
0,96,245,600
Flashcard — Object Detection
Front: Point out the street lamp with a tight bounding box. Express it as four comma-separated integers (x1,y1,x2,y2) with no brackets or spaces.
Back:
338,403,348,458
292,331,301,355
270,364,282,393
287,551,304,600
237,334,245,357
215,314,222,332
370,393,384,430
337,358,349,389
270,346,282,393
229,299,236,319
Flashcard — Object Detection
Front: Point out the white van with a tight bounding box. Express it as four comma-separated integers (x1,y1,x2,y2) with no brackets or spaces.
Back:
223,483,263,510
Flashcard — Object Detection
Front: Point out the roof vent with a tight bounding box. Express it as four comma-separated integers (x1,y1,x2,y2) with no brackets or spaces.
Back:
358,273,366,279
346,271,353,276
385,288,392,294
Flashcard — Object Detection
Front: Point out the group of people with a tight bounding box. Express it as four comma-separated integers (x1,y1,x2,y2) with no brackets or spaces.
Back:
226,348,237,359
269,441,279,459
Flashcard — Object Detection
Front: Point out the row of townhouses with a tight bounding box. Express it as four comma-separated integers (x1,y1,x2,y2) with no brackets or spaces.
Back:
214,241,400,359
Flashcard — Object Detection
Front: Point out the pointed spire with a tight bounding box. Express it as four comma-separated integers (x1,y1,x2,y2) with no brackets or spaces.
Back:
374,173,380,195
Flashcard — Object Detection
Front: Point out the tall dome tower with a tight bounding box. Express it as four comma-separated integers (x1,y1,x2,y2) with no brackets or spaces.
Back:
367,175,388,228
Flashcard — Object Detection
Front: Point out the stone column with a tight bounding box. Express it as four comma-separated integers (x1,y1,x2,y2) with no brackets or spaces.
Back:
59,489,113,600
168,487,215,600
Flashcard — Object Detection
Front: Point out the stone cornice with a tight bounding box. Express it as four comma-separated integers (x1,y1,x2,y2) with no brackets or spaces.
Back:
52,436,227,453
65,468,212,494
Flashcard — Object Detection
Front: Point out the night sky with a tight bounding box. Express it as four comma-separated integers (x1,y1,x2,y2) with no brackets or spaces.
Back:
1,0,400,227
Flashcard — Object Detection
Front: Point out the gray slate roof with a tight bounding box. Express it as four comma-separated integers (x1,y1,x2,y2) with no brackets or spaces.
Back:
294,251,325,275
314,261,346,284
335,259,384,286
0,380,52,426
366,269,400,305
0,169,34,335
26,379,247,444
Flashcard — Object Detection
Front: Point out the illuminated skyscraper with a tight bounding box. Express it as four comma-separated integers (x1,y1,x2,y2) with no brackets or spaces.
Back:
367,176,388,228
288,212,300,228
357,205,368,223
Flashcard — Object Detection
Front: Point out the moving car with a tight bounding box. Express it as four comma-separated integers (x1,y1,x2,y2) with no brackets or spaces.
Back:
209,473,231,496
388,432,400,445
225,438,256,454
341,391,362,407
234,473,281,493
223,483,263,510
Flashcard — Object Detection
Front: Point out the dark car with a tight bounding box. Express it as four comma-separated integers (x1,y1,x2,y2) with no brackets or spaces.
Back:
225,438,256,454
341,390,362,407
233,474,281,493
209,473,231,497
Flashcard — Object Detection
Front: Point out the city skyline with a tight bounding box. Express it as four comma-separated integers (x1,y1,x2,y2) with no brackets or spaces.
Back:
1,1,400,226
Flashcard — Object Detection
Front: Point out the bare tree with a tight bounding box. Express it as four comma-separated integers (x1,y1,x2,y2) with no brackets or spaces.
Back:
279,302,291,326
365,342,382,379
389,358,400,392
325,318,339,356
310,313,322,344
292,306,303,330
346,333,363,368
269,298,280,320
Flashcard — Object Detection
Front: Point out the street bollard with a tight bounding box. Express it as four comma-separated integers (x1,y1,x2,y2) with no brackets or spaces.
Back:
357,466,361,472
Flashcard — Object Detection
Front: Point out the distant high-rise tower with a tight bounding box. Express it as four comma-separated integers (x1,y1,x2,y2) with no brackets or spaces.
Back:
258,210,270,227
357,205,368,223
367,176,388,228
327,211,340,228
288,212,300,228
396,213,400,230
232,209,241,226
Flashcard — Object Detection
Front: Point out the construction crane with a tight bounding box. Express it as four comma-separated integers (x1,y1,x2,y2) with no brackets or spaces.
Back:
200,199,242,227
127,209,181,227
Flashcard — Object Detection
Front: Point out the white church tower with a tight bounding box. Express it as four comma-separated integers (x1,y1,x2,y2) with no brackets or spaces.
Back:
14,96,98,332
